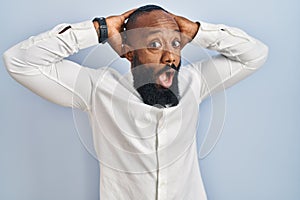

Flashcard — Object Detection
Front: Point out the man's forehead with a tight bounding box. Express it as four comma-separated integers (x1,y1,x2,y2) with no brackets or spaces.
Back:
125,27,181,45
143,28,181,37
131,10,179,30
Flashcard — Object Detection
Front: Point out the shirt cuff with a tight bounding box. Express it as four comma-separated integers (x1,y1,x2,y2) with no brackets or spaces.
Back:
71,20,99,49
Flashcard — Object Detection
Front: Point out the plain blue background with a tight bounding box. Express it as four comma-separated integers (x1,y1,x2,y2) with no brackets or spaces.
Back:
0,0,299,200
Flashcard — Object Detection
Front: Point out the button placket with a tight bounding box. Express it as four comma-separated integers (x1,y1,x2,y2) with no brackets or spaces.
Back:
156,110,168,200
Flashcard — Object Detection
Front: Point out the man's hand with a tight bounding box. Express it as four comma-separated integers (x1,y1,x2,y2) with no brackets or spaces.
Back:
169,13,200,48
106,9,136,38
103,9,136,56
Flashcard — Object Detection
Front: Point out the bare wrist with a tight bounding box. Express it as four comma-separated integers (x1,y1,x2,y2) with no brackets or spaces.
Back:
93,21,100,38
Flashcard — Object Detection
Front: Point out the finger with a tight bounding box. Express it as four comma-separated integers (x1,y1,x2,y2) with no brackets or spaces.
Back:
121,8,137,19
168,12,188,23
167,11,176,18
167,11,181,20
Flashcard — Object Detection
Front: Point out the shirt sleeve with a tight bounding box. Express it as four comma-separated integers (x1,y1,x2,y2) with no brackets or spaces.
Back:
190,21,269,101
3,20,99,111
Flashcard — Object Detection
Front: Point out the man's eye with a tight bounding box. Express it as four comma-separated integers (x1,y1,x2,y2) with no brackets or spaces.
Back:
149,41,162,48
172,40,181,48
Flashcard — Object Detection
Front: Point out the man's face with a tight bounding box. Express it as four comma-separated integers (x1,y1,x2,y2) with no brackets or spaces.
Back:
125,10,182,107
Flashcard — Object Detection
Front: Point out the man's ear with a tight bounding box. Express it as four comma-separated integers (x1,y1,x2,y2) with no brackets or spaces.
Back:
122,44,134,62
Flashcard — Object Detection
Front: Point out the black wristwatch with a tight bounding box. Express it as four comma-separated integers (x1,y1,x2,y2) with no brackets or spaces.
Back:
93,17,108,44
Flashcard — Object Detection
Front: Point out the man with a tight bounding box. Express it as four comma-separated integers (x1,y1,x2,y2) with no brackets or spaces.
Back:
3,4,268,200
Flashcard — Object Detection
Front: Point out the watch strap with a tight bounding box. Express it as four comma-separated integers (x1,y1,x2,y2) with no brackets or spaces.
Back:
93,17,108,44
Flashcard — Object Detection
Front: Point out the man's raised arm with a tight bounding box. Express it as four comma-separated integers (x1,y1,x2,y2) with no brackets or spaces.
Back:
2,20,99,111
2,9,135,111
172,14,269,101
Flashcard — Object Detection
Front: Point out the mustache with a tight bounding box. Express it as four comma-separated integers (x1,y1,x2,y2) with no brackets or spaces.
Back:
155,63,180,77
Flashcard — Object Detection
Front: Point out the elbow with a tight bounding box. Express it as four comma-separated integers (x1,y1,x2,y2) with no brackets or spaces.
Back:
3,48,15,75
244,40,269,70
259,42,269,66
3,45,29,78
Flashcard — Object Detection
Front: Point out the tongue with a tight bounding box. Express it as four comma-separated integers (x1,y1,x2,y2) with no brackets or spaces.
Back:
158,72,173,88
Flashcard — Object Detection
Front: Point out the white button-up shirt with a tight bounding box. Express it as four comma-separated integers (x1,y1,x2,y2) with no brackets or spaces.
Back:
3,19,268,200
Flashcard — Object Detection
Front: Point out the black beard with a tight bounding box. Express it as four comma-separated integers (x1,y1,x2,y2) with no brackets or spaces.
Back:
132,57,181,108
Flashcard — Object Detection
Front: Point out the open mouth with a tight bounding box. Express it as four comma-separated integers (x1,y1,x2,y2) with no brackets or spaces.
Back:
157,68,176,88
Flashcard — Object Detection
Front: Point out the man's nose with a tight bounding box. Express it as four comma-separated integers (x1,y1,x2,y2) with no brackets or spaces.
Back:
161,50,176,65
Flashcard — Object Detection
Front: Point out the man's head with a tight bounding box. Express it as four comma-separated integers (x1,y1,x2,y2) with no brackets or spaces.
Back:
123,5,182,108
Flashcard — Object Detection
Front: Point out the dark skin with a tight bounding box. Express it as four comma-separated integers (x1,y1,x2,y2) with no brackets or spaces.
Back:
93,8,200,87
